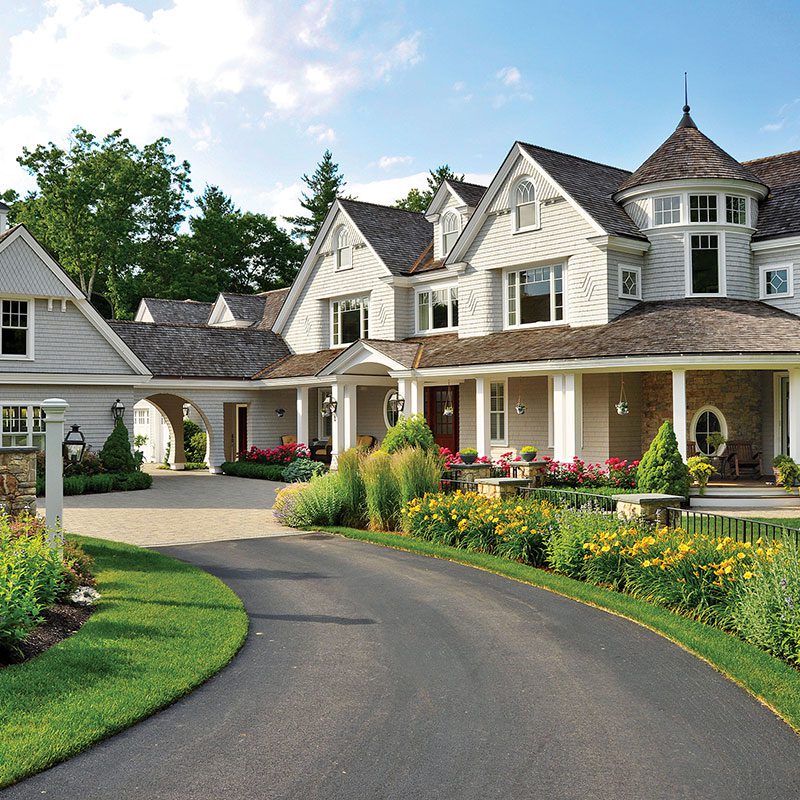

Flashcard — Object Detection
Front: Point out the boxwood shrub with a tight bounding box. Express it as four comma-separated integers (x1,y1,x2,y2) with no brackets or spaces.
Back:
220,462,286,481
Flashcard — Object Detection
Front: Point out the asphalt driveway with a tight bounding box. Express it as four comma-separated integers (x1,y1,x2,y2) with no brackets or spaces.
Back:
7,533,800,799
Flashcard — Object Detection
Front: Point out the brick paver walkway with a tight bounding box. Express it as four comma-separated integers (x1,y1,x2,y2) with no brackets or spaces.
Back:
42,467,300,547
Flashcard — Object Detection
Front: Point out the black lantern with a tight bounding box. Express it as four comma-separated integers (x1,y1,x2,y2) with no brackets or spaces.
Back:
63,424,87,463
387,391,405,416
275,408,286,417
182,403,190,418
111,398,125,422
321,394,337,417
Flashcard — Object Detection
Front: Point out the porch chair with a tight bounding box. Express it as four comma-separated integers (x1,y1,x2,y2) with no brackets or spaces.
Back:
723,441,763,479
281,434,297,445
356,434,377,450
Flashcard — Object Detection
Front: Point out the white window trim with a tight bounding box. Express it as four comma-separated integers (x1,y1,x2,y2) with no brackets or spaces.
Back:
317,387,333,440
690,405,728,456
618,264,642,301
510,176,541,234
382,388,399,430
504,264,567,330
0,297,35,361
759,263,794,300
684,231,726,298
414,283,459,335
440,211,461,257
489,379,508,445
330,295,369,348
648,191,751,230
334,226,353,272
688,193,719,224
651,194,682,227
724,194,748,226
1,402,45,448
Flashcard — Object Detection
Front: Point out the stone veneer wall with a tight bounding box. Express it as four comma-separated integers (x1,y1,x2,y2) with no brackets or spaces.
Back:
0,447,37,516
641,371,764,455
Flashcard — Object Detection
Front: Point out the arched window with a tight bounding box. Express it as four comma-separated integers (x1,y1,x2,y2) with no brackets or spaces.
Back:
335,226,352,271
691,406,727,456
514,178,538,231
441,211,460,256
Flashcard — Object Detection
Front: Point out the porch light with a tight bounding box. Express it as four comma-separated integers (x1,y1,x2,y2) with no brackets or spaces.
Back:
387,391,405,416
182,403,190,418
111,398,125,422
275,408,286,417
63,424,86,463
321,394,337,417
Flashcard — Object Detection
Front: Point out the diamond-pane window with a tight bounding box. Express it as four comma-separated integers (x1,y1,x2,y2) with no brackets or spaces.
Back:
620,268,640,299
765,268,790,297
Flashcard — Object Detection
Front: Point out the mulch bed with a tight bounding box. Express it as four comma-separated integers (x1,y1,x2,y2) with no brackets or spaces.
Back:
0,604,94,668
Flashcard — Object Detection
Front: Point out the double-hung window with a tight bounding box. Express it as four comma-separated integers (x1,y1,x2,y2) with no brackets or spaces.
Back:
490,381,506,443
689,195,717,223
513,179,538,231
1,404,45,448
689,234,720,294
726,195,747,225
1,300,29,357
417,287,458,332
334,226,352,271
441,212,460,256
653,195,681,226
507,265,564,326
331,296,368,346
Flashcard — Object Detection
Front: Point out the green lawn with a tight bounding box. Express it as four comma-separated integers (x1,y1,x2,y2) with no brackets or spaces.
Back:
0,536,248,789
321,525,800,735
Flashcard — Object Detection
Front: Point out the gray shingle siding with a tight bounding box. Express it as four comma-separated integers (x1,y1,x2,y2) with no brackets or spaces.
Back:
0,237,74,297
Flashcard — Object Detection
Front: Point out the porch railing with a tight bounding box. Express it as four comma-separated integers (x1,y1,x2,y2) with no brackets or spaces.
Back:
665,506,800,548
517,486,618,513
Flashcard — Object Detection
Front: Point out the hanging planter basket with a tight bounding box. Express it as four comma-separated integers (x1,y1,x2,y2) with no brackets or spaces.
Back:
515,401,526,415
615,377,629,416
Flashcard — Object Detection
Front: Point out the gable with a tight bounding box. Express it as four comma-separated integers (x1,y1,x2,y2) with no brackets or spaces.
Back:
486,153,562,214
0,236,76,297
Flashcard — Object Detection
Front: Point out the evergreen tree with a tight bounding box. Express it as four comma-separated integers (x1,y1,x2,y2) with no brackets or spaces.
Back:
286,150,347,246
100,420,136,473
636,420,690,497
395,165,465,213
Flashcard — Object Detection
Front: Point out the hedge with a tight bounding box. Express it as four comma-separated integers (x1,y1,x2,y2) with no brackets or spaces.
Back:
220,462,286,481
39,471,152,497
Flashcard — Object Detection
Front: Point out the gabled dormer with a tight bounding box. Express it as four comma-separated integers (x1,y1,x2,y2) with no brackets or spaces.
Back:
425,179,486,260
208,293,267,327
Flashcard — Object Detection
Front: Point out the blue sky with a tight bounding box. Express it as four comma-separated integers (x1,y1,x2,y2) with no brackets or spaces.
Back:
2,0,799,222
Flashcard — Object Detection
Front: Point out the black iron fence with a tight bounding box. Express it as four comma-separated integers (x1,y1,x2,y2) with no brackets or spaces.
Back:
665,507,800,548
518,486,618,513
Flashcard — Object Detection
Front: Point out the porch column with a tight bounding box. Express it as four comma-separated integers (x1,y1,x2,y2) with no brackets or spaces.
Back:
398,378,421,415
789,369,800,462
343,383,358,451
552,373,582,461
330,383,345,466
475,377,492,458
296,386,310,446
671,369,687,460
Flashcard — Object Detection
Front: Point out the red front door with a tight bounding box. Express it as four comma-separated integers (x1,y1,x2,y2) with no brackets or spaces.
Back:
425,386,459,453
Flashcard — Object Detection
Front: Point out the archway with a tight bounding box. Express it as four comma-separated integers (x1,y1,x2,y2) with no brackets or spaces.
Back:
140,393,214,470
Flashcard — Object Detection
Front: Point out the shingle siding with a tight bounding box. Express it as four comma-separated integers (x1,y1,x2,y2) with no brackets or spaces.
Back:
432,193,464,261
643,232,686,300
754,245,800,314
0,237,73,297
725,231,756,299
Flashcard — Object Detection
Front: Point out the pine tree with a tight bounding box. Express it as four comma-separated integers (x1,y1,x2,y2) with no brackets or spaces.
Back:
637,420,690,497
100,420,136,473
286,150,347,246
395,165,465,213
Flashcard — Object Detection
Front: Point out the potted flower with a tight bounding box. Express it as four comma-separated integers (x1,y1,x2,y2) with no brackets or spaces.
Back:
773,455,800,493
706,431,727,455
615,400,629,416
515,401,526,415
687,455,714,495
459,447,478,465
520,445,538,463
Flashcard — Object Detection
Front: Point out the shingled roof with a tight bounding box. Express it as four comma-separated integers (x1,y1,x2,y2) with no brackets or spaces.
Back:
447,180,487,208
339,199,432,275
220,293,267,322
140,298,212,325
519,143,647,241
254,287,290,330
616,110,766,194
413,298,800,369
745,150,800,241
109,321,289,379
256,348,342,379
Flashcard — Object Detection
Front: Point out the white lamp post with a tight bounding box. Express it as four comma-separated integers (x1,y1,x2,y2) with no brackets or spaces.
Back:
41,398,69,546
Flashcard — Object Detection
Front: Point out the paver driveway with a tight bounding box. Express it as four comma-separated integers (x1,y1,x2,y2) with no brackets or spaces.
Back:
44,468,297,547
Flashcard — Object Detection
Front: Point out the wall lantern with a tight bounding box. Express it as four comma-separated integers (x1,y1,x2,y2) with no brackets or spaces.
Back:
111,398,126,422
275,408,286,418
182,403,191,418
515,401,527,415
387,391,405,416
63,424,87,463
321,394,337,417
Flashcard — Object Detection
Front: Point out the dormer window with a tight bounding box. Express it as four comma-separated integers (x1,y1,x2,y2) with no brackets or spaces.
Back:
334,226,352,271
689,194,717,223
653,195,681,225
441,212,460,256
513,179,538,232
726,195,747,225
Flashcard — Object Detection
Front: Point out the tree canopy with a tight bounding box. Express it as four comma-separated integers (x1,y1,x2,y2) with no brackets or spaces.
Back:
394,165,464,213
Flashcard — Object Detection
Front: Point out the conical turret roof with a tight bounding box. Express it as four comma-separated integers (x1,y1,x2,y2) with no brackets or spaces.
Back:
616,108,767,193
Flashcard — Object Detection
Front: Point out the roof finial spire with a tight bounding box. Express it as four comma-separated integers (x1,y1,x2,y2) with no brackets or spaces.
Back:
683,72,689,113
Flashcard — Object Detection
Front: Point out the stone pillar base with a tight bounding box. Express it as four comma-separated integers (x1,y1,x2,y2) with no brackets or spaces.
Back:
613,493,685,525
0,446,37,517
511,461,548,485
170,462,186,471
475,478,530,499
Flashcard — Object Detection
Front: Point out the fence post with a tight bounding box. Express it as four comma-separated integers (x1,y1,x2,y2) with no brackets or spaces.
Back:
42,398,68,547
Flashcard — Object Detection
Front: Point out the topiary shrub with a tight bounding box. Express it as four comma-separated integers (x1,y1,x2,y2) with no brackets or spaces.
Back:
111,471,153,491
381,413,436,454
100,420,136,474
636,420,690,497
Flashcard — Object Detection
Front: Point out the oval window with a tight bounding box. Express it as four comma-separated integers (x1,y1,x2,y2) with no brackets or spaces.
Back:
384,389,400,429
694,408,723,455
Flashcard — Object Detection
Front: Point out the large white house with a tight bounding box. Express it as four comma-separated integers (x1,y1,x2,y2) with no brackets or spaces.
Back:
2,103,800,474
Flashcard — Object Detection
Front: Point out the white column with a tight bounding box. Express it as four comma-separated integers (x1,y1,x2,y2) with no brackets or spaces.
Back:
330,383,345,466
552,374,582,461
296,386,310,446
671,369,687,460
475,377,492,458
41,398,68,544
397,378,409,416
398,378,421,415
343,383,358,451
789,369,800,462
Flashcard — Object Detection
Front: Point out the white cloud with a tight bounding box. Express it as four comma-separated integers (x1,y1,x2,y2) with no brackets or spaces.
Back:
377,155,413,169
761,122,784,133
496,66,521,86
376,32,422,79
761,99,800,134
306,124,336,144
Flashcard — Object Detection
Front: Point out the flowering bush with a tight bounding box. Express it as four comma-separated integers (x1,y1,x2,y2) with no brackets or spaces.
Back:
238,442,311,465
542,456,638,488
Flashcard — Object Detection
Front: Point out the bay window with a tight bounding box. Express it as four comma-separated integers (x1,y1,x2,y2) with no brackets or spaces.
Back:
653,195,681,226
1,299,29,357
689,195,717,223
331,296,368,346
1,404,45,448
507,265,564,326
726,195,747,225
689,234,720,294
417,286,458,332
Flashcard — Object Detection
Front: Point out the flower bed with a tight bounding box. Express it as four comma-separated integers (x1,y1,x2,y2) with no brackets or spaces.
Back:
238,442,310,465
541,456,639,489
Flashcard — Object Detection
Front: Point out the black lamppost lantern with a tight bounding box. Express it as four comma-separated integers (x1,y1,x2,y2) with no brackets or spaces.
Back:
321,394,337,417
63,424,87,463
111,398,126,422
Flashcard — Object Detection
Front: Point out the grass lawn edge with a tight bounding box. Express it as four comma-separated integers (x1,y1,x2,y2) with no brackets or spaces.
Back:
0,534,249,789
318,524,800,735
